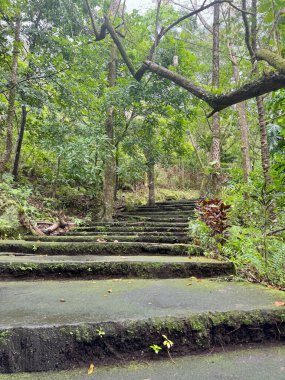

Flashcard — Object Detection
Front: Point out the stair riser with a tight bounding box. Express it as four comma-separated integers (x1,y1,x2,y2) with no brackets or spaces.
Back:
122,211,194,216
79,222,189,227
25,236,190,243
0,309,283,373
139,200,198,207
0,242,193,256
133,206,195,212
66,232,189,237
115,217,190,222
71,227,188,233
0,261,234,280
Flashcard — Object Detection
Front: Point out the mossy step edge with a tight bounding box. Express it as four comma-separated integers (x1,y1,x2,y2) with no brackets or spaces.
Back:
0,260,234,280
0,309,284,373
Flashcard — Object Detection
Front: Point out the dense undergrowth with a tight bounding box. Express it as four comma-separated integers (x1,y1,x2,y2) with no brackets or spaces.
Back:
189,170,285,289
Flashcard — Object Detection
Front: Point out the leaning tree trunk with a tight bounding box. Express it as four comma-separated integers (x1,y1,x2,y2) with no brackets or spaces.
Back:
102,43,117,221
208,3,221,195
0,15,21,175
12,105,27,181
147,161,155,207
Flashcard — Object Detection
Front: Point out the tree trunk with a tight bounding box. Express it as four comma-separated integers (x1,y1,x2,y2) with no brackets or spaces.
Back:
256,96,271,185
208,3,221,194
102,43,117,221
147,162,155,207
251,0,271,187
0,15,21,175
12,105,27,181
114,144,119,201
237,100,251,182
229,46,251,183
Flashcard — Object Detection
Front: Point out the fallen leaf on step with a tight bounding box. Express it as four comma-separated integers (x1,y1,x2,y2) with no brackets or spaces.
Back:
97,238,107,243
60,299,66,302
113,240,119,243
108,289,112,293
87,363,95,375
187,283,192,286
274,301,285,307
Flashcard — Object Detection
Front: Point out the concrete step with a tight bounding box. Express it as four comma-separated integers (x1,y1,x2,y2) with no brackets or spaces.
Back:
115,215,190,222
65,231,189,237
0,255,233,280
70,226,188,233
138,199,198,207
24,235,190,243
121,210,194,216
133,205,195,212
0,278,284,372
0,240,191,256
77,221,189,227
1,344,284,379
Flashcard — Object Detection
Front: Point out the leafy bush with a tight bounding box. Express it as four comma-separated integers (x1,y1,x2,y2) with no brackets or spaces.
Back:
222,226,285,288
0,174,37,237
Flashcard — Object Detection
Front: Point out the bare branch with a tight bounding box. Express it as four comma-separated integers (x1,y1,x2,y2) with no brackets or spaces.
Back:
154,0,162,61
85,0,99,38
241,0,254,59
189,0,213,33
0,67,69,94
105,17,136,77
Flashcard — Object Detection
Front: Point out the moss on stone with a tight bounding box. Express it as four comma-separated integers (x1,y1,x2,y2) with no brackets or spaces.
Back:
0,240,191,256
2,309,284,372
0,260,234,279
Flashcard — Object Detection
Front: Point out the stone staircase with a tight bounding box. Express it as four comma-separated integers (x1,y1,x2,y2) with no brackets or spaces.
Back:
0,199,284,376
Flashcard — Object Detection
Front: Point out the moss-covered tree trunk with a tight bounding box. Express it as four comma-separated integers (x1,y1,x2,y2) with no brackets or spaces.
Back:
0,15,21,175
12,105,27,182
103,43,117,221
147,161,155,207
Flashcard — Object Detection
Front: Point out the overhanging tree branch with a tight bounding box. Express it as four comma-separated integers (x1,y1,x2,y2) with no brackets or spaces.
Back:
85,0,285,115
143,60,285,115
256,48,285,74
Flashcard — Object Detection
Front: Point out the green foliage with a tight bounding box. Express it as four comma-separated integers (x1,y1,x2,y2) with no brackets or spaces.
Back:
0,174,35,237
221,173,284,287
149,344,162,354
188,219,217,257
221,226,285,288
96,327,105,338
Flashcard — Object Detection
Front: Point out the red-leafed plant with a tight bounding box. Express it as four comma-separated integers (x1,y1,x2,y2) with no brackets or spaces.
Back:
196,199,231,236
